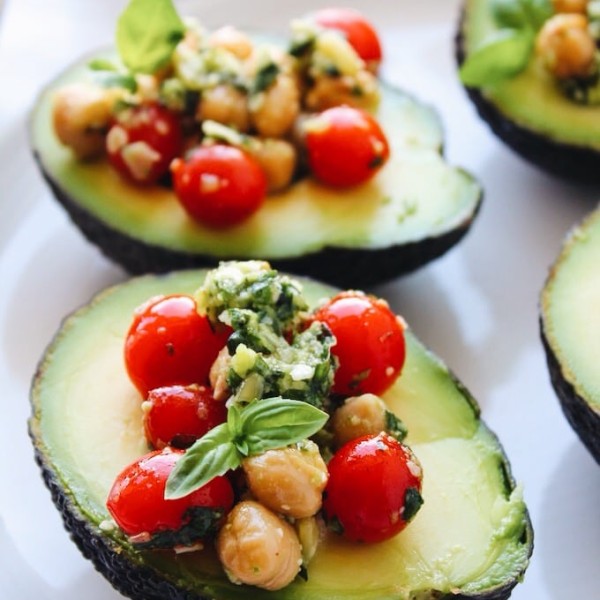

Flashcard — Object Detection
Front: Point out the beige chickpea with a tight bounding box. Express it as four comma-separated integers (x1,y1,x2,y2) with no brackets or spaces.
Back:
249,138,297,192
331,393,387,447
552,0,589,14
52,83,117,159
242,440,328,518
209,346,231,402
217,500,302,591
197,84,250,132
209,26,254,60
304,70,380,112
249,74,300,138
536,13,597,79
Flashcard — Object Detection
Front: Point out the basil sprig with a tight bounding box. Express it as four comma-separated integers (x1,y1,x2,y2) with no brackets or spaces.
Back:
460,0,552,87
165,397,329,499
116,0,185,74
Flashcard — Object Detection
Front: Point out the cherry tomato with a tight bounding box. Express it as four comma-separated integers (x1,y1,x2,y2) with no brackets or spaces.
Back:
323,433,423,543
144,384,227,449
106,102,182,184
106,448,234,542
312,7,383,67
124,294,230,397
312,291,405,396
171,144,267,228
304,106,389,188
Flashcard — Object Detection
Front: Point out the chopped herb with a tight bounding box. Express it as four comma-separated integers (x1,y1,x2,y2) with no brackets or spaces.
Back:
403,487,424,523
252,62,280,94
369,155,385,169
385,410,408,442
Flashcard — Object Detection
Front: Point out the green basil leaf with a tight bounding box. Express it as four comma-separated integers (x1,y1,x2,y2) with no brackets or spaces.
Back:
116,0,184,74
241,397,329,455
459,29,533,87
165,423,239,499
519,0,553,30
88,58,119,72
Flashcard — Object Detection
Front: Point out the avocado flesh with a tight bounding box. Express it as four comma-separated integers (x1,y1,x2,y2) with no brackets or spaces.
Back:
30,53,481,285
30,270,531,600
458,0,600,180
541,207,600,463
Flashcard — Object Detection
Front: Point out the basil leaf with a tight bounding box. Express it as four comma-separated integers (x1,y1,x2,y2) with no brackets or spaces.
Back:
116,0,184,74
88,58,119,72
459,29,533,87
165,423,239,499
519,0,553,30
492,0,552,31
241,397,329,455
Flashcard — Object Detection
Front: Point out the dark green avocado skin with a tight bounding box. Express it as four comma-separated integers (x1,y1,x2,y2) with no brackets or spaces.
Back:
455,12,600,184
540,322,600,465
32,148,481,289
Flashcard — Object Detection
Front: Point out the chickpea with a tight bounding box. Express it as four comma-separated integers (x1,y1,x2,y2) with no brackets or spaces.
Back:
552,0,589,14
242,440,328,518
249,138,297,192
304,70,380,112
209,346,231,402
52,83,118,159
217,500,302,591
331,393,387,447
536,13,597,79
249,74,300,138
197,84,250,132
209,26,254,60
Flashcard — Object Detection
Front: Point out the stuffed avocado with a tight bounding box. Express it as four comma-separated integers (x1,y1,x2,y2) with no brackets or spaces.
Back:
30,261,532,600
541,206,600,464
30,0,482,287
457,0,600,182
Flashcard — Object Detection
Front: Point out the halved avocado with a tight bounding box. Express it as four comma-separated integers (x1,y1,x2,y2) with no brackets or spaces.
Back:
456,0,600,182
541,206,600,464
30,52,482,288
30,270,532,600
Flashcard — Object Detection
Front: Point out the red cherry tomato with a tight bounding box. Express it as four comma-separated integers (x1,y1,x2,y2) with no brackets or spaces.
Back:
124,294,230,397
171,144,267,228
144,384,227,449
106,448,234,541
106,103,182,184
312,7,383,67
323,433,423,543
312,291,405,396
304,106,389,188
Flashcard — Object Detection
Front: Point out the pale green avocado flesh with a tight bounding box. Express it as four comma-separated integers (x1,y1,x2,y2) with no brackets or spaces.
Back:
542,208,600,410
30,271,531,600
461,0,600,151
30,53,481,259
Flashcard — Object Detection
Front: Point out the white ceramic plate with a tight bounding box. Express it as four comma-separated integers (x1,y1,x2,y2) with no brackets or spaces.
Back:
1,1,599,598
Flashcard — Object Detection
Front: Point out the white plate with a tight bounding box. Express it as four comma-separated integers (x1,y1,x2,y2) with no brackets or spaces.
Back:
1,1,599,598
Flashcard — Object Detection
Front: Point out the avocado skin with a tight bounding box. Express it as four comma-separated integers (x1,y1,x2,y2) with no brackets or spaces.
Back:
455,11,600,184
540,322,600,465
32,149,481,288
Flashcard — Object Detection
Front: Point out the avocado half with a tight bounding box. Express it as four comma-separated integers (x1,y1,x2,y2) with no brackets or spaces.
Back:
30,270,532,600
541,206,600,464
30,52,482,288
456,0,600,182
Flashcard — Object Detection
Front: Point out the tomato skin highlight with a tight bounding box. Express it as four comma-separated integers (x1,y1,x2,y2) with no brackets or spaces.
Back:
323,433,423,543
312,291,405,396
312,7,383,66
106,102,182,184
144,384,227,449
171,144,267,228
304,106,389,188
106,448,234,539
124,294,230,397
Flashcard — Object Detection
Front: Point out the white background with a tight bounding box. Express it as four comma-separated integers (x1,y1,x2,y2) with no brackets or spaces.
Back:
0,1,598,598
